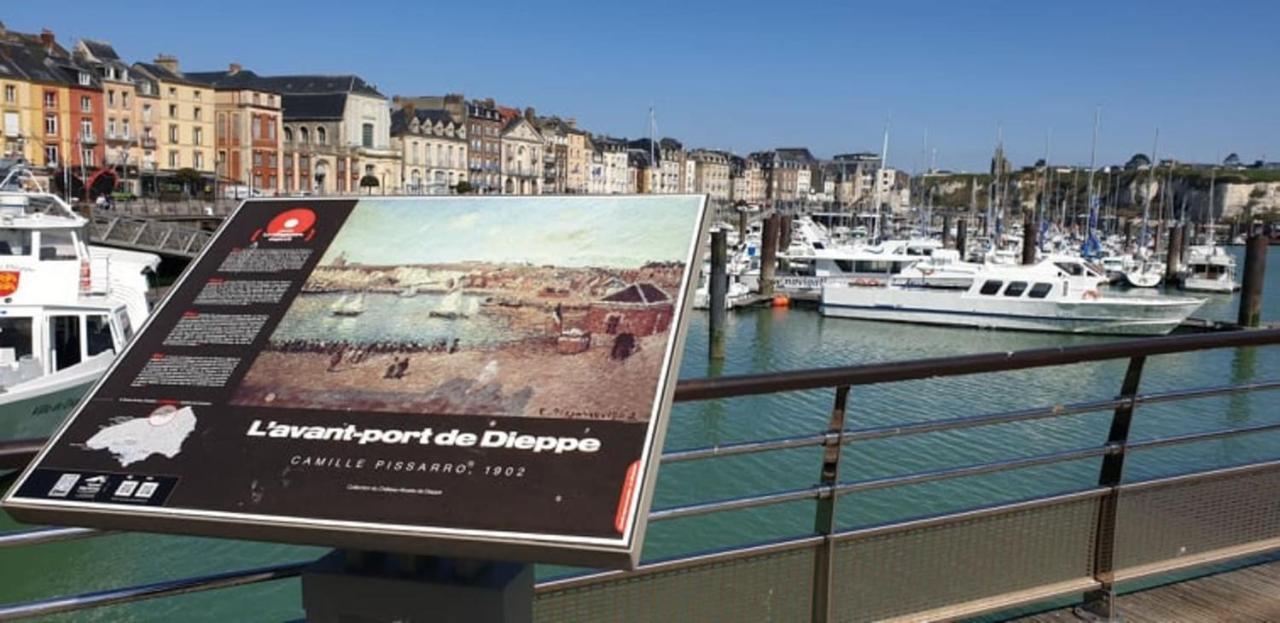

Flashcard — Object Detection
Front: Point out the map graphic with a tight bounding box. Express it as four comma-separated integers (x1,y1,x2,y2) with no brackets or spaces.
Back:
85,406,197,467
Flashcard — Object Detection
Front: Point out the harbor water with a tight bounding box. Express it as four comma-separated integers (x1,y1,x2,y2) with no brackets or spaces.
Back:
2,247,1278,621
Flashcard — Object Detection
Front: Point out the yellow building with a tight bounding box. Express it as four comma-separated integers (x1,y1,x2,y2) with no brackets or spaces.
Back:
0,43,70,166
132,55,215,176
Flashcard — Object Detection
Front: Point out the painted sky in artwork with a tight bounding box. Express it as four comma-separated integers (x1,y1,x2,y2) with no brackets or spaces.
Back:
321,196,703,269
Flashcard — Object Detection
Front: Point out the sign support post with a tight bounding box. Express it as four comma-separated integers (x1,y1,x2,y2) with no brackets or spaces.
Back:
302,550,533,623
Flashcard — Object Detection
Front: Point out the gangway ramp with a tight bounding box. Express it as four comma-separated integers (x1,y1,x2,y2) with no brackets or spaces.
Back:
88,214,215,259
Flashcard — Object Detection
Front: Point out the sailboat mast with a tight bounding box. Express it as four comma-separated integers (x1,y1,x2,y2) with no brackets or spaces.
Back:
1140,129,1159,251
873,119,890,241
1085,108,1099,243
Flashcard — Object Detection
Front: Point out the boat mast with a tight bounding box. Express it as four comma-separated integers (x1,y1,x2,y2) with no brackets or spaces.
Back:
1084,108,1100,254
873,119,890,242
1206,165,1217,247
1139,128,1159,254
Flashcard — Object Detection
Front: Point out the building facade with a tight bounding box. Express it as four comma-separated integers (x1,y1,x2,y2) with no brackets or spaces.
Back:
466,99,502,193
500,115,542,195
689,149,731,202
132,56,216,179
391,106,467,194
186,65,285,194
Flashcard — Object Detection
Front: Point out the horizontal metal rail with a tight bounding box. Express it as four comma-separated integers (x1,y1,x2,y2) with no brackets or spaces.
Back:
0,527,103,550
0,562,306,621
672,327,1280,401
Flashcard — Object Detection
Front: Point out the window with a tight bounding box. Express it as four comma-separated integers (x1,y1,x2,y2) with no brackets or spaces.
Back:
1029,283,1053,299
1054,262,1084,277
107,119,115,137
253,151,262,166
50,315,82,371
284,127,293,143
78,72,91,86
44,146,57,165
3,85,14,104
115,309,133,341
316,127,326,145
40,229,78,261
979,280,1003,295
1003,281,1028,297
44,91,56,108
80,148,94,167
122,119,130,138
268,119,276,140
168,87,177,98
44,114,57,135
193,127,203,145
80,119,92,140
168,104,177,118
142,104,152,122
252,118,261,140
168,124,178,144
0,317,33,362
361,122,373,148
299,127,309,144
193,106,202,121
122,91,130,108
80,96,91,113
168,150,179,167
107,90,116,106
87,315,114,356
0,230,31,256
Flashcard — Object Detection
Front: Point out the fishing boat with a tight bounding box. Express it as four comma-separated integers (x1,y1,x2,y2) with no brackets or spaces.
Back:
430,289,469,320
821,259,1203,335
330,292,365,316
1182,245,1239,293
398,285,419,298
0,176,158,430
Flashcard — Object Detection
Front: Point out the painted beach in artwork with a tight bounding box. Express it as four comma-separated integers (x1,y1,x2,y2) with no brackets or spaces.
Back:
231,196,704,422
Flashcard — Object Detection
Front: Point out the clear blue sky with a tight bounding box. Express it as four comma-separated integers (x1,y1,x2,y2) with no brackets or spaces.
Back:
7,1,1276,171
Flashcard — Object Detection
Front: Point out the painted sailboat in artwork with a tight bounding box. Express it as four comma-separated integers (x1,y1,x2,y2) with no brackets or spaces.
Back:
430,289,468,320
330,292,365,316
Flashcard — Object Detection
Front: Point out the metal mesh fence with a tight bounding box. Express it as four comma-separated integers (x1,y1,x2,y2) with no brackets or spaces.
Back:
829,495,1100,622
534,542,817,623
1114,463,1280,579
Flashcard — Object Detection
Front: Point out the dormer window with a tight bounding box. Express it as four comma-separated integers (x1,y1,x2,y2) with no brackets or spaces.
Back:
78,72,91,86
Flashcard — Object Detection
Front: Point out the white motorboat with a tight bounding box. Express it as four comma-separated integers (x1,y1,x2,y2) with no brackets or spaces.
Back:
1123,260,1164,288
821,259,1204,335
0,179,158,435
1182,245,1239,293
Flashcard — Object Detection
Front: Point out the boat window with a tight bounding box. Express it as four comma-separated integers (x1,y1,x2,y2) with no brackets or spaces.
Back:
115,309,134,341
0,230,31,256
39,230,79,261
1054,262,1084,277
87,314,114,356
1004,281,1028,297
979,280,1003,295
1028,283,1053,299
813,242,825,250
0,317,33,361
834,259,854,273
50,315,82,371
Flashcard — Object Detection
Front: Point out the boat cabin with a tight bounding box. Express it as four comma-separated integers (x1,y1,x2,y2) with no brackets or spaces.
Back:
0,303,133,389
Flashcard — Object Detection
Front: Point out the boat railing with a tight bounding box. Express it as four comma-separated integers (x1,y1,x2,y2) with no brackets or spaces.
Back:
2,327,1280,621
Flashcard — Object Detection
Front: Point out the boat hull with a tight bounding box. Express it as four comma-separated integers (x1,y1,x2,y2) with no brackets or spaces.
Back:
821,287,1202,336
1182,277,1239,293
0,375,96,439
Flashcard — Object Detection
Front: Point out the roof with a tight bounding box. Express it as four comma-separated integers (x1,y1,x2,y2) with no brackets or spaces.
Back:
79,39,120,61
132,62,204,87
185,68,278,91
240,74,383,98
600,283,671,305
281,93,348,120
390,107,461,135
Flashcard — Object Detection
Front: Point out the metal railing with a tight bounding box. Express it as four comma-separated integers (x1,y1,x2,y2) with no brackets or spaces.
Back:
86,213,215,258
2,328,1280,621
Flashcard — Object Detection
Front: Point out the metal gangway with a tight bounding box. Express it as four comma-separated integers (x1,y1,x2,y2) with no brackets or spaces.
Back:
87,213,215,259
2,328,1280,621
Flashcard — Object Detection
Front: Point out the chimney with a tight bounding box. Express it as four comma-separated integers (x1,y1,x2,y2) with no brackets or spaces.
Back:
403,102,416,122
567,117,577,129
39,29,55,50
228,62,242,75
154,54,179,74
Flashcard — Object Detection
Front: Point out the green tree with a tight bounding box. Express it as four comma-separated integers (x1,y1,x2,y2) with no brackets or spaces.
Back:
359,175,380,195
454,180,474,195
174,168,202,197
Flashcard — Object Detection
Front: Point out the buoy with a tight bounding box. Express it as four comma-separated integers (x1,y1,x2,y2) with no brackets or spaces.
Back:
772,295,790,307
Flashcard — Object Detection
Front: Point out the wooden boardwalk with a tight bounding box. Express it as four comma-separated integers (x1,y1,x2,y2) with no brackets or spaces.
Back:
1011,559,1280,622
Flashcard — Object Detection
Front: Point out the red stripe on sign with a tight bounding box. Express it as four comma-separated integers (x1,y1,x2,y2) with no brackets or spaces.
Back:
614,461,641,534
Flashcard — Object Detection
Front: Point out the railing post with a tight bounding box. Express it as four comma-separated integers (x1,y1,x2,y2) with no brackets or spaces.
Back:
811,385,849,623
1081,355,1146,621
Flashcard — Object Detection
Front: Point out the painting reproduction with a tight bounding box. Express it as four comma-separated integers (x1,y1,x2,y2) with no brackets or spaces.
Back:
232,196,705,423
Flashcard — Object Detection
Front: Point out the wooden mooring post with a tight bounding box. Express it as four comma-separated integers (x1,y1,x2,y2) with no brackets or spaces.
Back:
942,214,953,249
955,217,967,258
1021,213,1037,265
1165,223,1184,283
709,230,728,360
1238,233,1268,327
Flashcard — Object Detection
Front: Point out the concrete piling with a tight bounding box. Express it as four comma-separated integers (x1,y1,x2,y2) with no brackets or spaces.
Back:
759,213,780,297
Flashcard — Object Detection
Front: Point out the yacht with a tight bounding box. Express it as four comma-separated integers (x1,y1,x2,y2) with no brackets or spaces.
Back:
1182,245,1239,293
821,258,1204,335
0,176,158,432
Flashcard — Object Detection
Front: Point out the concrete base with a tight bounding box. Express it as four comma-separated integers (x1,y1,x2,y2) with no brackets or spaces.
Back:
301,550,533,623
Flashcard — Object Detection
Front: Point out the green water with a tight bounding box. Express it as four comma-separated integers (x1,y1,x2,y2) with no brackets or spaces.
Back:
2,247,1279,621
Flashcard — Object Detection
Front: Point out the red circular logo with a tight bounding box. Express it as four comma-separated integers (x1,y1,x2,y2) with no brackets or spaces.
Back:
266,208,316,237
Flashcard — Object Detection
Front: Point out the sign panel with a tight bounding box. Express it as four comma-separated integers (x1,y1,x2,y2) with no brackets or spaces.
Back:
4,195,708,567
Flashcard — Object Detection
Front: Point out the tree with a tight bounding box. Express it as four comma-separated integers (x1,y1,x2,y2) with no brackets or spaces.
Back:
174,168,202,197
359,175,379,195
1124,153,1150,171
454,180,474,195
1224,153,1241,167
